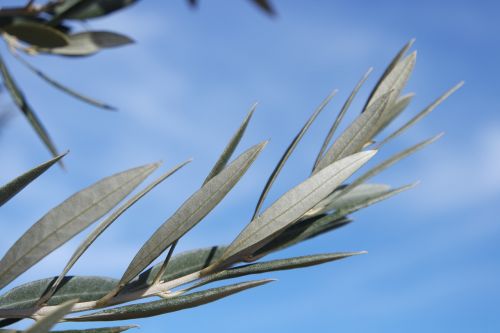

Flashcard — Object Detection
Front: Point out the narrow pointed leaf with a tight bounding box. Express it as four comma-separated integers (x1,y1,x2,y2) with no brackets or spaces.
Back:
0,53,60,160
0,152,67,207
126,246,227,290
308,183,391,217
379,82,463,147
313,68,372,171
0,276,118,311
0,163,158,290
314,92,390,173
49,0,139,21
41,161,189,304
365,52,416,112
343,133,443,196
250,216,352,259
363,39,415,110
25,299,77,333
253,90,337,219
13,53,115,110
214,150,376,268
373,93,414,137
204,105,255,184
191,252,364,289
118,142,267,287
70,280,273,321
40,31,134,57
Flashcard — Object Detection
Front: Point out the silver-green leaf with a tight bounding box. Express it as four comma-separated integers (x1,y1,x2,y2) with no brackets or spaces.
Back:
25,299,77,333
0,152,67,207
117,142,267,287
213,150,376,269
0,163,158,290
69,280,273,321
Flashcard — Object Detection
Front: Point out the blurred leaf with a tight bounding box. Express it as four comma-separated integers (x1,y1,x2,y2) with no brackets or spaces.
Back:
25,299,77,333
0,327,135,333
250,0,276,16
0,163,158,290
204,105,255,184
126,246,227,290
49,0,139,22
313,68,372,171
70,279,273,321
213,150,376,269
2,19,69,48
13,53,115,110
314,93,390,173
191,252,364,289
0,152,67,207
363,39,415,110
117,142,267,287
379,82,464,147
40,160,189,305
253,90,337,219
0,53,61,161
0,276,117,310
40,31,134,57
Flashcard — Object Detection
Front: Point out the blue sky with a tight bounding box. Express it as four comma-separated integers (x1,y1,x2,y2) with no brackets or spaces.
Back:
1,1,499,332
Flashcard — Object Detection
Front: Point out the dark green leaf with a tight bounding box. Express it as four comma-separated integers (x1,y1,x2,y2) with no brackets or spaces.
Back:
0,53,61,161
49,0,139,22
250,0,276,16
0,326,136,333
0,276,117,311
253,90,337,219
69,279,273,321
0,152,67,207
191,252,364,289
0,163,158,290
117,142,267,287
2,19,69,48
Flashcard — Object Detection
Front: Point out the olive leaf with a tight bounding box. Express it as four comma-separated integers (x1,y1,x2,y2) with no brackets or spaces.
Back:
253,90,337,219
48,0,139,22
363,38,415,110
2,19,69,48
379,82,464,147
25,299,77,333
251,0,276,16
40,31,134,57
0,152,67,207
69,279,273,321
0,163,159,290
12,53,115,110
212,150,376,269
313,68,373,171
314,92,390,173
0,326,136,333
0,53,61,161
373,93,415,137
190,252,364,290
0,276,118,310
39,160,190,305
117,142,267,288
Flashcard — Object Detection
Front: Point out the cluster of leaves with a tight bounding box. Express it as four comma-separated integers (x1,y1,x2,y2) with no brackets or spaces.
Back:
0,40,462,332
0,0,274,167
